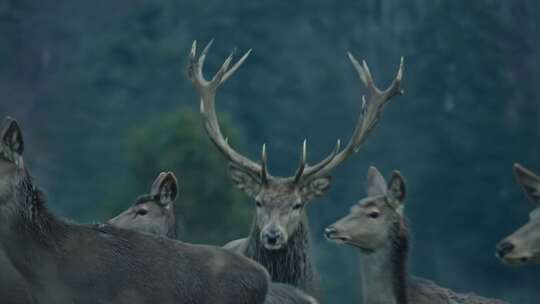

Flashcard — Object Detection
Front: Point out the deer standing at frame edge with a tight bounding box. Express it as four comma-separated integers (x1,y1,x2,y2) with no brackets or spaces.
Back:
0,117,271,304
187,40,405,293
497,163,540,265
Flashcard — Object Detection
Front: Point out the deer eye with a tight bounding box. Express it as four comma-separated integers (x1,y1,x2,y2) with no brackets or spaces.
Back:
255,200,262,208
136,209,148,216
367,211,380,219
292,203,303,210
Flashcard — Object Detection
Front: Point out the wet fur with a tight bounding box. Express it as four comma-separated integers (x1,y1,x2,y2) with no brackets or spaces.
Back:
1,173,270,304
390,220,408,304
242,216,314,292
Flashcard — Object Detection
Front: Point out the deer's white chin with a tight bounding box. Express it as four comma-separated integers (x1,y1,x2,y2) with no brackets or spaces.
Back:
263,242,285,250
327,235,375,253
500,254,532,265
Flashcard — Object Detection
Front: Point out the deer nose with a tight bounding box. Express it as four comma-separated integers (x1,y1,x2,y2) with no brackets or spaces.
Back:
496,241,515,258
264,230,282,245
324,227,338,239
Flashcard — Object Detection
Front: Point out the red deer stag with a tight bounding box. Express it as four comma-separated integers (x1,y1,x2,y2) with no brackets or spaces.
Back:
187,40,404,292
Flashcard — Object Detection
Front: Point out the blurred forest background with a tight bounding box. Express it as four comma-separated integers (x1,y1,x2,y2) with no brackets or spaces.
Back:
1,0,539,302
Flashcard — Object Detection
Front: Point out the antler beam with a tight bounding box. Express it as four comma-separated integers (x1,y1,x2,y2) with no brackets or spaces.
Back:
288,54,405,183
188,41,264,178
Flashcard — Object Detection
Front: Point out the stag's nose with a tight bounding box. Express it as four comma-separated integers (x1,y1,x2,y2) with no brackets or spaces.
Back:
264,229,282,245
496,241,515,258
324,227,338,239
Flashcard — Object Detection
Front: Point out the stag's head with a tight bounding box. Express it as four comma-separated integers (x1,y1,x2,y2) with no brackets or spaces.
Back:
0,117,25,204
497,164,540,265
187,40,404,250
227,148,333,249
108,172,178,238
325,167,406,252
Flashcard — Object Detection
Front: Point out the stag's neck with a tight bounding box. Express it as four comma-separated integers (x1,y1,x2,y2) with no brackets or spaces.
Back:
358,222,409,304
245,216,313,291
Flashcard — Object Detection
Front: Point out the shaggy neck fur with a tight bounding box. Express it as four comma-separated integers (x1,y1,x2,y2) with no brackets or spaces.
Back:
358,220,408,304
245,216,313,291
0,171,68,283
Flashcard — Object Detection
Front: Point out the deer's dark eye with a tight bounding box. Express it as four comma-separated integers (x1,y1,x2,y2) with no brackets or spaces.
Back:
368,211,380,219
136,209,148,216
292,203,303,210
255,201,262,208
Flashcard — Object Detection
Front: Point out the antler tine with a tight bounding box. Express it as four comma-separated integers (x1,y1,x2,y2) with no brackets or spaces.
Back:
297,54,404,182
261,144,269,184
199,39,214,70
222,49,252,83
305,139,341,174
187,40,262,177
293,139,308,184
347,52,372,93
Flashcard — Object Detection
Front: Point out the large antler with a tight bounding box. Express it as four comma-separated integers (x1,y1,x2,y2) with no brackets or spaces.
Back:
188,40,269,181
288,53,405,184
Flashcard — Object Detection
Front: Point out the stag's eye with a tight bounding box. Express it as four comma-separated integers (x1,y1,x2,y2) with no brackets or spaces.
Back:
292,203,303,210
367,211,380,219
136,209,148,216
255,200,262,208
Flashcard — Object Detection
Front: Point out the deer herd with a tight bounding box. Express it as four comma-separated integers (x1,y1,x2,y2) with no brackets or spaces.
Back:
0,40,537,304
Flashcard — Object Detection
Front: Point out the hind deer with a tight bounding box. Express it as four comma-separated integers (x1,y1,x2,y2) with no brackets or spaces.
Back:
108,172,179,239
0,117,270,304
109,172,318,304
187,40,404,292
325,166,508,304
497,163,540,265
0,173,179,304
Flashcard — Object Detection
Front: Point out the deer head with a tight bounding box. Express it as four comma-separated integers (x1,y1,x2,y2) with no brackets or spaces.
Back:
108,172,178,238
187,40,404,250
324,167,406,252
497,163,540,265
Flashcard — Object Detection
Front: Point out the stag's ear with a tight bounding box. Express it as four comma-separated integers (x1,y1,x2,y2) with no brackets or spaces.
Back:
366,166,387,197
228,165,261,197
514,163,540,205
299,176,332,202
0,117,24,166
387,170,406,207
152,172,178,205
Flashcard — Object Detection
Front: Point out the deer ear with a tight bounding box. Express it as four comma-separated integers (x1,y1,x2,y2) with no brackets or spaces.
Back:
514,163,540,205
387,170,406,206
150,172,167,194
0,117,24,165
228,165,261,197
366,166,387,196
300,176,332,202
153,172,178,205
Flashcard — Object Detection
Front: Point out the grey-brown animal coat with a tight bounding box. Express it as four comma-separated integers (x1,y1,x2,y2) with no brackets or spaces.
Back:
0,117,270,304
326,167,509,304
